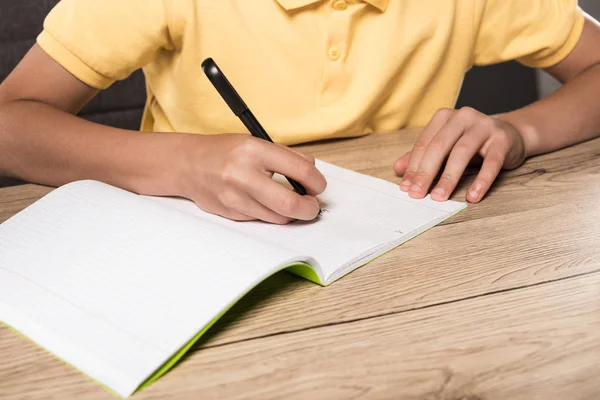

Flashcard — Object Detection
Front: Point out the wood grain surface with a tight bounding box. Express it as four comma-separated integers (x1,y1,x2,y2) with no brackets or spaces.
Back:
1,129,599,399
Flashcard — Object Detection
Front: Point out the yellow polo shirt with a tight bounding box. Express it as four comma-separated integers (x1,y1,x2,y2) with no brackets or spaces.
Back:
37,0,584,145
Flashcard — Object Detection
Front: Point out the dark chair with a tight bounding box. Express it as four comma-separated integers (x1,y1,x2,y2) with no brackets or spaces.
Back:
0,0,538,188
456,62,538,115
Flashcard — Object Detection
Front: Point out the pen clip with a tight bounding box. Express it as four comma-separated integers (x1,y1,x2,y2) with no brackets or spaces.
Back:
201,58,248,116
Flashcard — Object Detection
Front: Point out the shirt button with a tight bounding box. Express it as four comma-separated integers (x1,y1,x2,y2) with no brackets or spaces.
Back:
332,0,348,10
328,46,341,61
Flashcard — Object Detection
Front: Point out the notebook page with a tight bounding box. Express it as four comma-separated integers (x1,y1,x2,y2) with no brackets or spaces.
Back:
148,160,466,284
0,181,304,397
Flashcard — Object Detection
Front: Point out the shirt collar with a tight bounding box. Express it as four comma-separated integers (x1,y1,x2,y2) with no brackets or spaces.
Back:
276,0,388,12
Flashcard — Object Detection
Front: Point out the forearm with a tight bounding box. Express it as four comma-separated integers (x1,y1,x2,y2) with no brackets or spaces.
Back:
0,100,186,196
499,63,600,158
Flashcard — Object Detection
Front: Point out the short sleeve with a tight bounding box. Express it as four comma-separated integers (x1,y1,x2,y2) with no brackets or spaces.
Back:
37,0,173,89
473,0,585,68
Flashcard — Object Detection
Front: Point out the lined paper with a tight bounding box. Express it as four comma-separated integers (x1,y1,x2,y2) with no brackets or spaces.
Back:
149,161,466,280
0,160,465,396
0,182,300,397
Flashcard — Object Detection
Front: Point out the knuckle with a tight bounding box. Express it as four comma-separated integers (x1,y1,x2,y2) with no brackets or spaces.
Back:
220,167,238,185
440,172,458,183
221,165,245,187
459,106,477,114
236,137,263,156
458,106,479,120
427,138,446,152
414,170,432,182
452,142,473,157
413,139,428,151
403,169,417,178
295,159,314,181
480,117,496,130
488,153,506,166
433,108,453,120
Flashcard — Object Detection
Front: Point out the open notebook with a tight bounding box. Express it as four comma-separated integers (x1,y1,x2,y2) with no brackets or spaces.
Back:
0,160,465,397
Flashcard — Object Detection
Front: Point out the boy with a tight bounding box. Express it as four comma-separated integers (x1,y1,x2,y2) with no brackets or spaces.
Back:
0,0,599,224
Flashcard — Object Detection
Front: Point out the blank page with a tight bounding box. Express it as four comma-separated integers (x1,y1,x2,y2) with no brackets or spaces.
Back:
0,181,302,397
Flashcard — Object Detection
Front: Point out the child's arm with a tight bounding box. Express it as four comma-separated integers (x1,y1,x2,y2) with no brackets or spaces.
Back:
0,45,325,224
395,16,600,203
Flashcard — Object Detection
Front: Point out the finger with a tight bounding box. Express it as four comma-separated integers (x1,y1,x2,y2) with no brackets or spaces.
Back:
247,174,321,221
408,111,480,198
218,189,293,224
240,197,294,225
281,147,322,196
466,145,505,203
220,210,255,222
260,143,327,196
277,144,316,165
190,194,256,222
393,151,411,176
237,196,294,225
401,108,453,191
430,127,490,201
212,205,255,222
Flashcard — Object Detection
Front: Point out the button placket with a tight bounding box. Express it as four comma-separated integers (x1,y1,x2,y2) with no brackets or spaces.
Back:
327,0,347,63
318,0,358,107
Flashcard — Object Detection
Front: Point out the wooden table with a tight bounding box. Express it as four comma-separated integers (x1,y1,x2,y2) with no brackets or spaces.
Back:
1,130,600,400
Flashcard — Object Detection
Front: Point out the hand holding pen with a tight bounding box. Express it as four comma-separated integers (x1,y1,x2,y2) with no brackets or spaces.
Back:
189,58,325,223
202,57,324,218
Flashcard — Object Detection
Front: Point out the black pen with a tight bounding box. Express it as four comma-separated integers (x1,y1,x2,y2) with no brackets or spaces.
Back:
201,57,308,196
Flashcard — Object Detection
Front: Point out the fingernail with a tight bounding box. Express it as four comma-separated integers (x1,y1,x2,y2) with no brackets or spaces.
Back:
410,183,422,193
432,187,446,197
400,179,411,189
468,182,483,201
